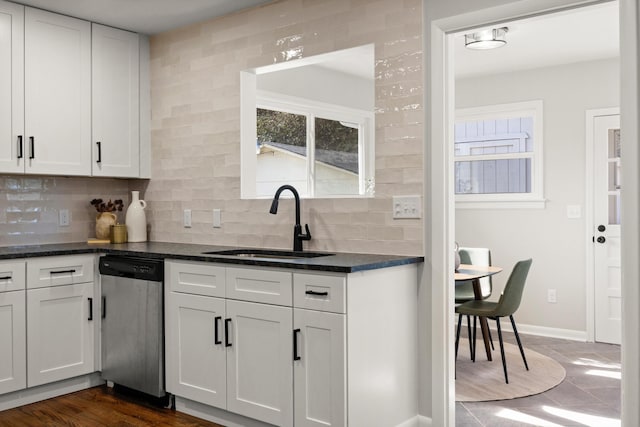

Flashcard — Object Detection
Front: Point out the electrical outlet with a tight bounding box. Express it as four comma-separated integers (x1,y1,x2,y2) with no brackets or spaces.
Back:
392,195,422,219
183,209,192,228
213,209,221,228
58,209,70,226
547,289,557,303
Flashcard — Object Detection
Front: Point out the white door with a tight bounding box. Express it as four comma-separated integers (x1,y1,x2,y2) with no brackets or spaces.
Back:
24,7,91,176
165,292,227,407
27,282,95,387
0,1,24,173
293,308,346,427
593,113,621,344
0,290,26,394
226,299,293,427
92,23,140,178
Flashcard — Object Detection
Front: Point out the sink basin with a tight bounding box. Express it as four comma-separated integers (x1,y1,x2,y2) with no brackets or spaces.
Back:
202,249,334,260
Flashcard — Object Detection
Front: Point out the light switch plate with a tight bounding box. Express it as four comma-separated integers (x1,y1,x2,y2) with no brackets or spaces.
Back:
567,205,582,219
59,209,70,226
213,209,221,228
392,195,422,219
183,209,192,228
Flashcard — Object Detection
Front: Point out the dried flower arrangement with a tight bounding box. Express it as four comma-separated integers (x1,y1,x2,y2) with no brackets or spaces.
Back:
90,198,124,213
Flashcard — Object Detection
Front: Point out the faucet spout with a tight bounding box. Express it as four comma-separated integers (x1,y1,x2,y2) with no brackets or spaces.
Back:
269,185,311,251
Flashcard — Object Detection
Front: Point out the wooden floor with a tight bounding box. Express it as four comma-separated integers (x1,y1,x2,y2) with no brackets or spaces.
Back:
0,385,224,427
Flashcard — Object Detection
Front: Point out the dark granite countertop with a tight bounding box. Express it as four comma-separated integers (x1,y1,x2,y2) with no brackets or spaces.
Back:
0,242,423,273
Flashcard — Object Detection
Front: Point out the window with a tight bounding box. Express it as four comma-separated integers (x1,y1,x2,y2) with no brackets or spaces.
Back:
455,100,544,208
254,92,373,198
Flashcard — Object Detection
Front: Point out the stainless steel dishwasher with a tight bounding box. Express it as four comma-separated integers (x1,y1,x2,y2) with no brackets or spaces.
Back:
99,255,165,398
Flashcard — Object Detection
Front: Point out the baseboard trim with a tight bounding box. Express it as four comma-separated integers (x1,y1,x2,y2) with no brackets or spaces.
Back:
458,317,587,342
174,396,271,427
0,373,104,411
417,414,432,426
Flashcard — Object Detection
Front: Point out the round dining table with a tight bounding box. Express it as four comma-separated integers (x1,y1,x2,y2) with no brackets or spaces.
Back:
455,264,503,361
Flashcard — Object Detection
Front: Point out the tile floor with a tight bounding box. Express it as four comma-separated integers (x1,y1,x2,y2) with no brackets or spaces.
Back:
456,332,621,426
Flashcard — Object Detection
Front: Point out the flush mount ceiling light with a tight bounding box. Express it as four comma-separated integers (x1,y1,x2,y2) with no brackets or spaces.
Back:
464,27,509,50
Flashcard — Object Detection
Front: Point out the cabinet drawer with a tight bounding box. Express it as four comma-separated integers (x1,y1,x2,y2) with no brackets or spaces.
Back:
0,260,26,293
27,255,95,289
166,260,225,297
293,273,346,314
226,267,292,306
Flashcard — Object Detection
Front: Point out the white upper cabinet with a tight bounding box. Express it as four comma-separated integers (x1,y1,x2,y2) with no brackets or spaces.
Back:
92,24,140,178
0,1,24,173
24,7,92,176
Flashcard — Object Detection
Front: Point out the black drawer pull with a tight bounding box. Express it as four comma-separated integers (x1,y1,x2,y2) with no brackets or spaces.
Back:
102,297,106,319
305,290,329,296
17,136,23,159
225,318,232,347
214,316,222,345
96,141,102,163
293,328,301,361
0,275,11,280
50,269,76,275
88,298,93,321
29,136,34,159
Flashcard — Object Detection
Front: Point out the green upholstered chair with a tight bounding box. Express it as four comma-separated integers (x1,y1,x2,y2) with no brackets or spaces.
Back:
455,258,533,384
455,247,493,361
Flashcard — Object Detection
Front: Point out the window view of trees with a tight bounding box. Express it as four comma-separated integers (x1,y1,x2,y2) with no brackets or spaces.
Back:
257,109,358,153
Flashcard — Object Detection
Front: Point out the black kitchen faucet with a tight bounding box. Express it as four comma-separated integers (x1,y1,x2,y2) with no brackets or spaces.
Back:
269,185,311,251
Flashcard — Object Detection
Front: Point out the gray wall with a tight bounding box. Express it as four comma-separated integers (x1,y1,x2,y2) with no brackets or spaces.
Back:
455,58,620,334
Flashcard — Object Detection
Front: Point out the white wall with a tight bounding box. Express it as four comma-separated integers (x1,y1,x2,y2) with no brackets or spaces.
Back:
455,58,619,334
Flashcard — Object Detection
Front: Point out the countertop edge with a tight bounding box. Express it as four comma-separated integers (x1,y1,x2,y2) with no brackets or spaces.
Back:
0,243,424,273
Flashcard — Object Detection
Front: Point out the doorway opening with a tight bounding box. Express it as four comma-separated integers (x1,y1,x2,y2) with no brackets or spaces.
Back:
449,1,620,425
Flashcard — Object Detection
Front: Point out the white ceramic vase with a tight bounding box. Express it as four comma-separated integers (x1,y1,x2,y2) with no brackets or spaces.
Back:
125,191,147,242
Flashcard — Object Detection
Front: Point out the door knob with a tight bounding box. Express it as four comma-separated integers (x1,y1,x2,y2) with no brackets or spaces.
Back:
597,236,606,244
598,225,606,232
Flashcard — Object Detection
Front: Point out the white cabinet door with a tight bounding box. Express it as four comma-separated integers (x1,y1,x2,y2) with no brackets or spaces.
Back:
24,7,91,176
92,23,139,178
0,1,24,173
226,300,293,427
294,309,346,427
0,290,26,394
27,282,95,387
166,292,227,408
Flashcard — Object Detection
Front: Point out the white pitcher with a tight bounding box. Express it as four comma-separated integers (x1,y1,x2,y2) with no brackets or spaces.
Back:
125,191,147,242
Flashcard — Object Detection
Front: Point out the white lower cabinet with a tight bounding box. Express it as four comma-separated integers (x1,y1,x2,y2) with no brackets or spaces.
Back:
166,260,418,427
0,290,26,395
166,260,294,426
293,308,346,427
226,299,293,425
0,259,27,395
166,291,227,407
26,281,95,387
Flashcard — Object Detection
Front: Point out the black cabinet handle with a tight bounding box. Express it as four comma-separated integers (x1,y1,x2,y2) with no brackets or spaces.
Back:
225,318,232,347
293,328,301,361
0,276,11,280
96,141,102,163
50,269,76,275
305,290,329,296
88,298,93,321
17,136,23,159
29,136,34,159
214,316,222,345
102,297,106,319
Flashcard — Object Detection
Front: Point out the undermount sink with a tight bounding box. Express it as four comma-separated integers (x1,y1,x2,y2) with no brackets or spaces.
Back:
202,249,334,260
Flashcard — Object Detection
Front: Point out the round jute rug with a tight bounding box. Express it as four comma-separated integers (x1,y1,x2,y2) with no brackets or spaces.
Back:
455,338,566,402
